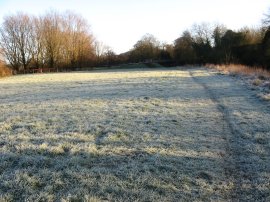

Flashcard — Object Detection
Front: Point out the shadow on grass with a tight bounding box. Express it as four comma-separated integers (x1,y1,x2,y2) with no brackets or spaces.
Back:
0,146,227,201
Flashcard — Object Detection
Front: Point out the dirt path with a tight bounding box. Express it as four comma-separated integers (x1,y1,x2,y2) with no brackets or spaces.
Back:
0,68,269,201
189,68,270,201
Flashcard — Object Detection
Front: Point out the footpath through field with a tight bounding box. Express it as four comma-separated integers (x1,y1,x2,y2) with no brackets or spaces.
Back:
189,68,270,201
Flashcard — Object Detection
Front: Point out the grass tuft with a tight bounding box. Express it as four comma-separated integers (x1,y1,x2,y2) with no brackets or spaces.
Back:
207,64,270,78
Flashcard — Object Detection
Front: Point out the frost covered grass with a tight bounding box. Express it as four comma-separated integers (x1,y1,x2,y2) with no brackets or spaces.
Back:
207,64,270,101
0,68,269,201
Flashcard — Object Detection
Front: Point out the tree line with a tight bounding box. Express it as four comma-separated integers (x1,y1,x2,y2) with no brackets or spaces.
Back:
1,10,270,73
0,10,122,73
0,11,97,73
124,21,270,70
119,10,270,70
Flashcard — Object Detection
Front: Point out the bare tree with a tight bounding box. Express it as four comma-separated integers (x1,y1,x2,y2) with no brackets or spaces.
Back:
30,16,46,68
0,13,33,71
94,40,106,63
191,23,213,45
41,10,63,69
103,46,116,66
262,8,270,28
0,23,20,70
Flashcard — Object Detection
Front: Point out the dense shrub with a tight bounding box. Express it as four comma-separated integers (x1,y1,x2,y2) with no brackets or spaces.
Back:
0,63,12,77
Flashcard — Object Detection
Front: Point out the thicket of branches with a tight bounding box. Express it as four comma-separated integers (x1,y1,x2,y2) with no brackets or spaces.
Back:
0,11,96,72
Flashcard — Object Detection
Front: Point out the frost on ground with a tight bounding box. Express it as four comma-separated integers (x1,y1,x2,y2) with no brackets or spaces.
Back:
0,68,269,201
233,75,270,102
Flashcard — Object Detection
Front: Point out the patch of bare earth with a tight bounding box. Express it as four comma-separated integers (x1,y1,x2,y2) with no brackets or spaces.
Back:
0,68,269,201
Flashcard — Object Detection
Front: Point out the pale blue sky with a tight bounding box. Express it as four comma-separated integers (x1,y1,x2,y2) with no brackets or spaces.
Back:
0,0,269,53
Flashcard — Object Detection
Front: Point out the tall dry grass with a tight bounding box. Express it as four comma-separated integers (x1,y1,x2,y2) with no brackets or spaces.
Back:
0,63,12,77
207,64,270,79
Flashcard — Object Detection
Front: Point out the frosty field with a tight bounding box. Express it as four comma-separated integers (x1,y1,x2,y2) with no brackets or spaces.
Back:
0,68,269,201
